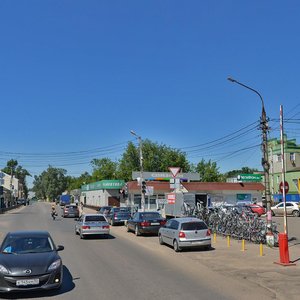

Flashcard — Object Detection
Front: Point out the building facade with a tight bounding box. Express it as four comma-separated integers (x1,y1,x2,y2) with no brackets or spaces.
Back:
80,180,125,208
268,135,300,202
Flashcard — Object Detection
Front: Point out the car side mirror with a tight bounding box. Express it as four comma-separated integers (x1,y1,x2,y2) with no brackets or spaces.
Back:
57,245,64,251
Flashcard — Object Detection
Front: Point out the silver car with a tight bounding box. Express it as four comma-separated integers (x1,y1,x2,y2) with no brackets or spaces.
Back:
271,202,300,217
75,214,110,239
158,217,211,252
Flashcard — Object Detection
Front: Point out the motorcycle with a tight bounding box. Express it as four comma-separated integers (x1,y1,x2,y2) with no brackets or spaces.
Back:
51,211,57,220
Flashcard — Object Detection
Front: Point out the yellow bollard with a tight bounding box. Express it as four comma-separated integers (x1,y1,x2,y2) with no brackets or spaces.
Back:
213,232,217,243
241,239,245,252
260,243,264,256
227,235,230,247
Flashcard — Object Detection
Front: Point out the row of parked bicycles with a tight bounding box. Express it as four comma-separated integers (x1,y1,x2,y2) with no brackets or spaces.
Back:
182,203,279,245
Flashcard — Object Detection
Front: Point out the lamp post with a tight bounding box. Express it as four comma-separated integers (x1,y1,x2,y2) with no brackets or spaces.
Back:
130,130,145,211
227,77,274,246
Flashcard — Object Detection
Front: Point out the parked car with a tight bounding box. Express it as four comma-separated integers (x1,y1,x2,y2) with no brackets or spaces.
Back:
126,211,166,236
97,206,112,217
246,203,266,216
62,204,79,218
75,214,110,239
106,207,132,226
0,230,64,293
271,202,300,217
158,217,211,252
16,198,26,206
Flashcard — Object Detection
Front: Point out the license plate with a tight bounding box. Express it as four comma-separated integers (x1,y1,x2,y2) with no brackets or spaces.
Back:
16,279,39,286
151,222,160,225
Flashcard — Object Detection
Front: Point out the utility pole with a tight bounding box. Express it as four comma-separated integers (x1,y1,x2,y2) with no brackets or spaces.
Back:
228,77,274,246
130,130,145,212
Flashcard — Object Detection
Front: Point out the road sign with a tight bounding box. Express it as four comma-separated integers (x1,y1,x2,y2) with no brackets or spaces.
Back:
279,181,289,194
168,167,181,178
167,193,176,204
237,174,262,182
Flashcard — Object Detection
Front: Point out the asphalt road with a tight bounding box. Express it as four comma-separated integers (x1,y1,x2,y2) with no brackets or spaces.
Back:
0,202,295,300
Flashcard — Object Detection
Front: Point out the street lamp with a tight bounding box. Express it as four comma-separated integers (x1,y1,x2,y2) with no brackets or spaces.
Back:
227,77,274,245
130,130,145,212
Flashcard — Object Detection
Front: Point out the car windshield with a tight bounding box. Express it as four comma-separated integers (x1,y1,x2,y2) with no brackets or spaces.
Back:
85,215,106,222
1,236,54,254
140,213,161,220
181,222,207,231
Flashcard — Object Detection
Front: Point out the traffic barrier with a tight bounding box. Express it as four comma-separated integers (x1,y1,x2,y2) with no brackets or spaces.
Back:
274,233,296,266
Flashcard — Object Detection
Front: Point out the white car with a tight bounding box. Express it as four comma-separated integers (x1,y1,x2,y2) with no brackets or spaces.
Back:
271,202,300,217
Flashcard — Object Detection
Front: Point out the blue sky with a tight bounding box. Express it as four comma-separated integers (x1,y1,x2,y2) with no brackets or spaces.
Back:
1,1,300,187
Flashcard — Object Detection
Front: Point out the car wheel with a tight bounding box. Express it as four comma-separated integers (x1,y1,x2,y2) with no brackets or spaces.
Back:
126,224,130,232
80,231,85,239
75,228,79,235
135,225,141,236
272,211,275,216
292,210,300,217
158,234,164,245
173,240,181,252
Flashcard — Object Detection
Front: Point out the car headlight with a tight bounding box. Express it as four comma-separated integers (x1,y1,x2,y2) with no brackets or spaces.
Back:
0,264,9,275
48,259,61,271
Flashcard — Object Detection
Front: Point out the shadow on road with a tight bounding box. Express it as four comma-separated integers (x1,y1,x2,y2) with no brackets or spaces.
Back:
80,234,116,240
0,265,75,299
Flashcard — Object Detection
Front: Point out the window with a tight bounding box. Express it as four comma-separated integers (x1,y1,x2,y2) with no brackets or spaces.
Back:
85,215,106,222
276,154,282,162
170,220,179,230
290,153,296,161
181,222,207,231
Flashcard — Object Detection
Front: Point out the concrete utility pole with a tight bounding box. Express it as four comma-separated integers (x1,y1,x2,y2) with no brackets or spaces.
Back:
228,77,274,246
130,130,145,211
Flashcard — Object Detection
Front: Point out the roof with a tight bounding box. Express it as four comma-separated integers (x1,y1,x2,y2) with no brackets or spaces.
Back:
127,181,264,192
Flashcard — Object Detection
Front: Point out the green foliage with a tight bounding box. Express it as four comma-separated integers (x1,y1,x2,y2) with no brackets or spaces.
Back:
66,172,92,191
1,160,31,198
32,166,68,201
195,159,225,182
224,167,259,178
91,158,118,181
117,140,192,181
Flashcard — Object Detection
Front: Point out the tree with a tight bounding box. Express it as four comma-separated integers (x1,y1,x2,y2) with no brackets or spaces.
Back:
32,166,68,201
118,140,191,181
67,172,92,191
2,160,31,198
91,158,118,181
195,159,224,182
225,167,259,179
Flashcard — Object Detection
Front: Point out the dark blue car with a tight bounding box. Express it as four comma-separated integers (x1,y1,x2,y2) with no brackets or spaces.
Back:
126,211,166,236
106,207,132,226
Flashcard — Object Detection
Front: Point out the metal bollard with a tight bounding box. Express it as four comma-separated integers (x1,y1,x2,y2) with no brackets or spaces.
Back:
227,235,230,247
241,239,245,252
260,243,264,256
213,232,217,243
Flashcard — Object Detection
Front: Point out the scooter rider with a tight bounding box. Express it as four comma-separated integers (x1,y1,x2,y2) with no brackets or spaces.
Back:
51,204,57,220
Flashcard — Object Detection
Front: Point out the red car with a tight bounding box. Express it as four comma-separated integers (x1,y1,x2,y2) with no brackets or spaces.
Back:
246,204,266,217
